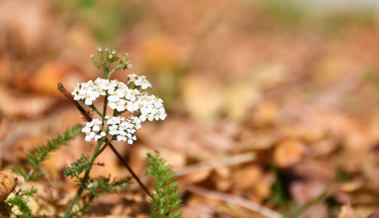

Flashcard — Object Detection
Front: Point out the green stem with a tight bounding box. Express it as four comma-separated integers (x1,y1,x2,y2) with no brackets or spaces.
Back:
101,95,108,131
101,67,110,130
19,168,34,190
63,140,104,218
89,105,104,118
107,65,122,78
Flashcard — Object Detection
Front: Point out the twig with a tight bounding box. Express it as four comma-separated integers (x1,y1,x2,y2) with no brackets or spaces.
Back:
57,82,152,198
175,153,256,177
187,185,282,218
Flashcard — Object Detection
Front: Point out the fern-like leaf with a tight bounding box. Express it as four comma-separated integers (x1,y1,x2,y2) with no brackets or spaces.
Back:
64,154,91,178
13,125,83,182
1,125,82,218
146,152,182,218
87,176,130,198
6,195,33,218
26,125,82,172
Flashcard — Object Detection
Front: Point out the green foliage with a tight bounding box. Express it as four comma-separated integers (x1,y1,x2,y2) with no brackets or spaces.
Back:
5,195,33,218
87,176,131,197
289,188,329,218
12,167,26,179
22,188,38,197
64,154,92,179
146,152,182,218
68,176,130,217
52,0,144,42
1,125,82,217
91,48,131,79
24,125,83,182
335,168,350,182
262,0,307,27
64,156,131,215
81,176,129,216
270,166,329,218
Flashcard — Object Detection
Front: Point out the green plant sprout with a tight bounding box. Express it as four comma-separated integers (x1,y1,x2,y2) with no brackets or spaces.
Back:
0,125,82,217
146,152,182,218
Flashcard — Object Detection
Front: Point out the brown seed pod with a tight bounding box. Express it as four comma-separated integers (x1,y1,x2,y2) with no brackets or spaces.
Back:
0,171,17,203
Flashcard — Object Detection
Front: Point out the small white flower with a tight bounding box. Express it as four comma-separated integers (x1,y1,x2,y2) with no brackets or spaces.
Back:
128,74,152,90
105,116,141,144
82,119,105,142
135,75,152,90
127,74,138,83
72,79,105,105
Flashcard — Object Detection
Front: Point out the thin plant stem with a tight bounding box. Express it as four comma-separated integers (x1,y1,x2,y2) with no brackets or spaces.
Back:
101,73,109,130
19,169,34,190
89,105,104,118
63,140,105,218
101,95,108,130
57,82,152,198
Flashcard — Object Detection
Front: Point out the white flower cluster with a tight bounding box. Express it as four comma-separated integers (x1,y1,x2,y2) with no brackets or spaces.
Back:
128,73,152,90
106,116,141,144
72,80,102,105
81,119,106,141
138,95,167,121
73,74,166,144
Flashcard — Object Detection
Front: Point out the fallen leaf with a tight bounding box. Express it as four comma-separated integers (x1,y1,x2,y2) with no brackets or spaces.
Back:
274,138,305,168
367,211,379,218
338,204,359,218
27,62,84,96
0,85,55,118
0,171,16,203
180,75,225,122
250,100,279,127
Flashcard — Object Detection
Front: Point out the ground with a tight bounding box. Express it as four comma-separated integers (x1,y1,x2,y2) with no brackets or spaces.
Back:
0,0,379,217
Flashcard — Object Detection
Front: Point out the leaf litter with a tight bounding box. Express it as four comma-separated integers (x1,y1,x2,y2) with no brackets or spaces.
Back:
1,0,379,217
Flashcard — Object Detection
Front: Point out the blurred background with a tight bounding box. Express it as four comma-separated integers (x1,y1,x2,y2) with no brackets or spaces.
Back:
1,0,379,217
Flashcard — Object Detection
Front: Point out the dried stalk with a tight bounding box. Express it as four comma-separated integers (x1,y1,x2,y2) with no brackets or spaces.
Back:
187,185,282,218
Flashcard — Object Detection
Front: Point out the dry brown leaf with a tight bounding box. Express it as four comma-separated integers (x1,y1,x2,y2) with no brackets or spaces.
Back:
0,85,55,118
338,204,359,218
232,165,272,202
354,206,379,218
298,203,329,218
310,139,337,156
212,167,231,191
91,148,122,179
250,100,279,127
280,123,326,144
367,210,379,218
182,170,212,184
180,75,225,122
43,138,86,181
274,138,305,168
142,35,179,72
11,133,52,160
67,24,97,57
181,204,214,218
290,180,326,204
294,159,336,181
0,171,16,203
224,63,285,121
27,62,84,96
0,0,53,53
138,118,227,159
233,165,264,190
198,127,235,151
